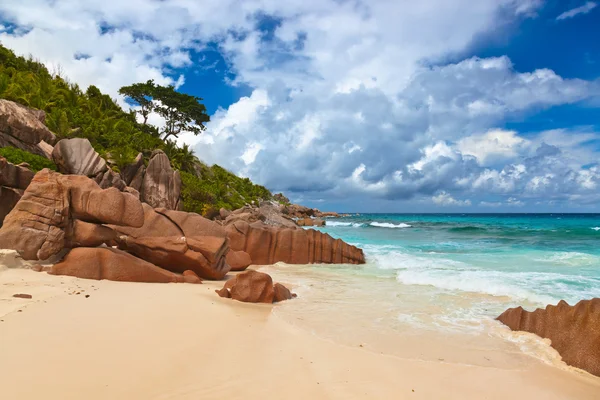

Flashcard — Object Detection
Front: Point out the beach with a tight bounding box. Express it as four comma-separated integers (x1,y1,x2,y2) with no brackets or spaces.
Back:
1,263,599,400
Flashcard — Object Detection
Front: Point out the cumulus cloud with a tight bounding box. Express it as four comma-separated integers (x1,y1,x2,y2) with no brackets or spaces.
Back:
556,1,597,20
1,0,600,210
432,192,472,207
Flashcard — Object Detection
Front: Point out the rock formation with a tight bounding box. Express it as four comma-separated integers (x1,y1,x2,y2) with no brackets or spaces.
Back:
112,204,230,279
0,156,34,225
216,270,295,303
0,169,143,260
497,299,600,377
52,138,126,191
296,218,325,227
225,220,365,265
0,99,56,158
50,247,201,284
123,150,182,210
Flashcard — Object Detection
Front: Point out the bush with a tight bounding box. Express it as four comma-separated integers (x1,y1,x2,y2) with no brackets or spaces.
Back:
0,146,56,171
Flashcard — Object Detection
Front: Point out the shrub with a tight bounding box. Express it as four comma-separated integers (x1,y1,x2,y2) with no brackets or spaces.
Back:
0,146,56,171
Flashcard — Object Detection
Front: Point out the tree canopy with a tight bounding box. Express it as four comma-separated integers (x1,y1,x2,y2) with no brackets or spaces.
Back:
118,80,210,141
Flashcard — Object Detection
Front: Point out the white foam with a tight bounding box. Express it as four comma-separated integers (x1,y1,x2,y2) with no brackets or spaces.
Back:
592,227,600,231
326,221,364,227
370,222,412,229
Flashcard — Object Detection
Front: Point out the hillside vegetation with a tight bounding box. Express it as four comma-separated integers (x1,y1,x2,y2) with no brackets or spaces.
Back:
0,43,272,214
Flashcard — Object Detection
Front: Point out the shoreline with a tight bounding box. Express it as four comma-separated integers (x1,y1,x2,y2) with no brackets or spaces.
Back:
1,266,599,399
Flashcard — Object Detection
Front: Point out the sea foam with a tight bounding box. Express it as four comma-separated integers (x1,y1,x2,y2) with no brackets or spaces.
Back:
370,222,412,228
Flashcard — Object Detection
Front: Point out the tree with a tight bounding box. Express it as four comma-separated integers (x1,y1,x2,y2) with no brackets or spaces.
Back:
118,80,210,141
118,80,156,125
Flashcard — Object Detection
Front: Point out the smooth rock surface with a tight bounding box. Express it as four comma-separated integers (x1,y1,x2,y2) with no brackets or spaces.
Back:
52,138,107,177
50,247,190,283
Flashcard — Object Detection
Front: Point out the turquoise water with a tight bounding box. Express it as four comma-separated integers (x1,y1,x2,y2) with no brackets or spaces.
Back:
315,214,600,307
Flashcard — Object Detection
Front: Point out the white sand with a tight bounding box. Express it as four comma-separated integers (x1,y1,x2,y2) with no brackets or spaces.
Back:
1,261,599,399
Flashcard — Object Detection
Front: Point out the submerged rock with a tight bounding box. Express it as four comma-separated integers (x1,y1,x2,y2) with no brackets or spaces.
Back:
497,298,600,377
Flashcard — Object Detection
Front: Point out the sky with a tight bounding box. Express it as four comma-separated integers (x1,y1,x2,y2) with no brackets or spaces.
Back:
0,0,599,212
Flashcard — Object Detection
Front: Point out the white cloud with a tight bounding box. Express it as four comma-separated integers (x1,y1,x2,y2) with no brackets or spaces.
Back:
556,1,597,20
1,0,600,210
432,191,472,207
457,129,528,166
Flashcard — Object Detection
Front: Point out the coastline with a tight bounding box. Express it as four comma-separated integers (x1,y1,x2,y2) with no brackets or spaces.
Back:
1,265,599,399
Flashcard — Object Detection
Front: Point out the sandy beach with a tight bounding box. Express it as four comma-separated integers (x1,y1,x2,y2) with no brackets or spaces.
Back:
1,260,599,400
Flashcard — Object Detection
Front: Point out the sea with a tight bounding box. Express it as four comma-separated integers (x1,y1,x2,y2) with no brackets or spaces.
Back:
260,213,600,368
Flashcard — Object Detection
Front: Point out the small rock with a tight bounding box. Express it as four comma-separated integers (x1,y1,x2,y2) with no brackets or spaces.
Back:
13,293,32,299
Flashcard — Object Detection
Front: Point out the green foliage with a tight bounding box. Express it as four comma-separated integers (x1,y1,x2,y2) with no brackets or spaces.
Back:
0,45,163,167
119,79,210,141
0,146,56,172
180,164,272,214
0,43,272,215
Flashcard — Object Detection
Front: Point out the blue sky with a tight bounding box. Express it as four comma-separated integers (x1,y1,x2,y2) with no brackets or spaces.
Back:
1,0,599,212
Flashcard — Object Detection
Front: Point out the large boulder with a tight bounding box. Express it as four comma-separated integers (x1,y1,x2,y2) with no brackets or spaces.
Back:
140,150,182,210
225,220,365,265
216,270,294,303
497,299,600,377
51,138,126,191
121,150,182,210
112,205,231,280
52,138,107,177
0,169,144,260
0,100,56,157
49,247,200,284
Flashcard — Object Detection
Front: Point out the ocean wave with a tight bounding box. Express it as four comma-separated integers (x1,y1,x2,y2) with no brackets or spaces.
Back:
326,221,365,227
592,227,600,231
369,222,412,229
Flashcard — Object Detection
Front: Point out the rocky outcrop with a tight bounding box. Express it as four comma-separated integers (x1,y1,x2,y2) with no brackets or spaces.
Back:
497,299,600,377
0,169,144,260
0,99,56,158
123,150,181,210
225,220,365,265
296,218,325,227
112,204,230,279
52,138,126,191
0,156,34,226
224,203,297,229
216,270,295,303
50,247,200,284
